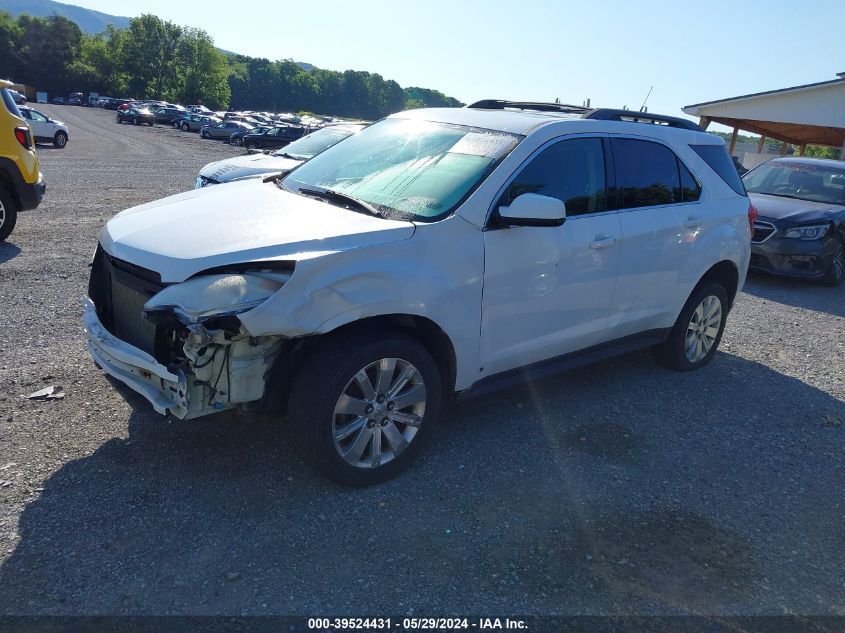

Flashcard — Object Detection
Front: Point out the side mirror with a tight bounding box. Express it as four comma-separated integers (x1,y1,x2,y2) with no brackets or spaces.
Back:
498,193,567,227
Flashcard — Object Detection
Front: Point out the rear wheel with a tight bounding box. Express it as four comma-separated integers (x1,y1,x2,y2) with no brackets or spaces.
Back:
231,137,242,146
289,330,442,486
822,241,844,287
181,122,190,131
201,130,210,139
53,131,68,148
0,187,19,242
655,281,728,371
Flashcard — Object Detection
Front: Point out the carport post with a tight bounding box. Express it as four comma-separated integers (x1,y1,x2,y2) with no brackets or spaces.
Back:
798,143,807,156
841,139,845,160
728,127,739,154
757,136,767,152
698,116,711,130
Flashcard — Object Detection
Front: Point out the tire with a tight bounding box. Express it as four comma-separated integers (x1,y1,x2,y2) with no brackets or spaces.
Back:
182,123,190,131
822,241,844,287
655,280,729,371
246,142,257,151
147,121,153,127
231,137,242,146
53,131,68,148
0,187,19,242
288,330,443,486
116,118,121,124
133,117,138,125
201,131,210,139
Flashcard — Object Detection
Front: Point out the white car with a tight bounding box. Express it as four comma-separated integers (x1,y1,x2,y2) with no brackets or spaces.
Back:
84,101,752,485
195,123,366,188
19,106,69,148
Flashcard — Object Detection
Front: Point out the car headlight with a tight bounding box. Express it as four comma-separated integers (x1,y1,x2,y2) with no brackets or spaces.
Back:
783,224,830,240
143,272,291,323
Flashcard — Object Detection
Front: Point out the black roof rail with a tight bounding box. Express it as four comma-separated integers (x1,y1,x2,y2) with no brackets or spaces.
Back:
467,99,703,131
467,99,590,114
583,108,702,131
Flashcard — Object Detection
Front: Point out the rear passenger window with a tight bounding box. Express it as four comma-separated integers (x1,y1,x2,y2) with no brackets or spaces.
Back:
500,138,607,216
611,139,681,209
678,162,702,202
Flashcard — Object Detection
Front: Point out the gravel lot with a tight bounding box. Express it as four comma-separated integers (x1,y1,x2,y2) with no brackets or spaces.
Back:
0,105,842,617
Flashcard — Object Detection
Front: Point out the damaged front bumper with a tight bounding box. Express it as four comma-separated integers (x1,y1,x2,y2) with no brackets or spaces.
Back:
83,297,190,417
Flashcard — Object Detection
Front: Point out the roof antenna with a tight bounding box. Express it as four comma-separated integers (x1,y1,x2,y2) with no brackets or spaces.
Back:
639,86,653,113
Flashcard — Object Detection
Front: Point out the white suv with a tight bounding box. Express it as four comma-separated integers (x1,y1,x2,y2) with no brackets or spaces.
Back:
84,101,752,485
19,106,69,148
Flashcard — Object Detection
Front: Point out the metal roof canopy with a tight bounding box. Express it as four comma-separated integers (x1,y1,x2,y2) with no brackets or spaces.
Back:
683,73,845,154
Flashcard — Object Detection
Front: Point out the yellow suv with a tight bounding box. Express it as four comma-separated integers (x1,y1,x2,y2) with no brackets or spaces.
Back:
1,79,45,241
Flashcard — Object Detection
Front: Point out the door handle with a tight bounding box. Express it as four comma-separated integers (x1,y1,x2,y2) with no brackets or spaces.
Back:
685,217,703,228
589,235,617,249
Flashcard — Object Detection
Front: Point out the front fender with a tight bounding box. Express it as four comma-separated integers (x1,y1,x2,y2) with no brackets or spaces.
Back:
238,215,485,390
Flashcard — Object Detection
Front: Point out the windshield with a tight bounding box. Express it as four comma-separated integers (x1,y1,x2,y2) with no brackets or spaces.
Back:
743,161,845,206
282,118,521,221
274,126,360,160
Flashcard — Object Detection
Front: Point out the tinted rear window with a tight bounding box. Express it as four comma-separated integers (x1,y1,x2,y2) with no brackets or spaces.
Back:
691,144,746,195
0,88,21,117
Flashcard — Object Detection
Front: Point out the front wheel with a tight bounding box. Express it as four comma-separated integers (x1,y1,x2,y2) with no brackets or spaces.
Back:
201,131,210,139
133,117,138,125
231,137,242,146
289,331,443,486
655,281,728,371
822,241,844,287
53,132,68,148
0,187,19,242
181,123,189,131
246,142,257,151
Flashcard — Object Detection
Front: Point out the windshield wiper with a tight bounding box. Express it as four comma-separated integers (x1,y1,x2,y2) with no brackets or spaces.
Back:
275,152,299,159
298,186,381,216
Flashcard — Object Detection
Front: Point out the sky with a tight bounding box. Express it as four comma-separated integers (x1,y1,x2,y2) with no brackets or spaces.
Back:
68,0,844,126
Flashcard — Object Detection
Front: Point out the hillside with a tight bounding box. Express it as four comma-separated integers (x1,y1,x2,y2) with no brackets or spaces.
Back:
0,0,130,33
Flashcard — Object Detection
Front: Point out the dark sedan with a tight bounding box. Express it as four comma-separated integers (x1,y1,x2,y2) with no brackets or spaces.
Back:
154,107,185,125
117,107,155,126
241,124,307,150
744,157,845,286
229,126,272,146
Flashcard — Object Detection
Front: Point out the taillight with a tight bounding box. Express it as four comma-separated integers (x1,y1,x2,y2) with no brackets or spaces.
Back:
14,126,31,149
748,202,758,239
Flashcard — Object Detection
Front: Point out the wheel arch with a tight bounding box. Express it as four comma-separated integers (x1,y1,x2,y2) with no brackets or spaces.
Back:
266,313,458,417
698,260,740,307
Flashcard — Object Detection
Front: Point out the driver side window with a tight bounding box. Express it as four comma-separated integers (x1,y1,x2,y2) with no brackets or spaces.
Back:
500,138,607,216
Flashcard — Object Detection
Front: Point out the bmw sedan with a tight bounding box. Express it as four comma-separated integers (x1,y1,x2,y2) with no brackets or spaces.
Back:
744,157,845,286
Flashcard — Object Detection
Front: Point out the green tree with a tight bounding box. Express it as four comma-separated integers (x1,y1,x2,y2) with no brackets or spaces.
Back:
121,14,182,99
14,15,82,95
0,11,22,80
176,28,230,108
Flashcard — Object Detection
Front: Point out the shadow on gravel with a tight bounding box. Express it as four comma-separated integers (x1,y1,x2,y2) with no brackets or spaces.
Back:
0,242,21,264
742,271,845,318
0,352,842,615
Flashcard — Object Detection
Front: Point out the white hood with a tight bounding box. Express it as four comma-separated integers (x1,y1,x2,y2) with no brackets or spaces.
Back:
99,180,415,282
199,153,302,183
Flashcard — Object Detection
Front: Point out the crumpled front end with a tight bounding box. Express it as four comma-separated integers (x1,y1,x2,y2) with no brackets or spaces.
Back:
84,247,286,419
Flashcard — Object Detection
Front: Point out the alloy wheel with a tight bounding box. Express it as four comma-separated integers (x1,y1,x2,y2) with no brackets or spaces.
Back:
685,295,722,363
0,199,5,230
332,358,427,469
833,246,844,282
